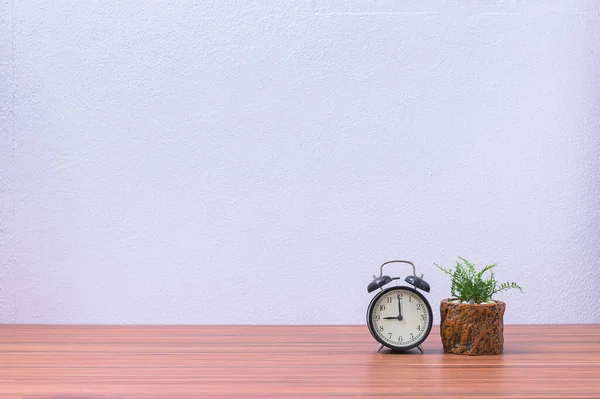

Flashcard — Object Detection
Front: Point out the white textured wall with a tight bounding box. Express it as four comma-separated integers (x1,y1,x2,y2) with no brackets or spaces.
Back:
1,0,599,325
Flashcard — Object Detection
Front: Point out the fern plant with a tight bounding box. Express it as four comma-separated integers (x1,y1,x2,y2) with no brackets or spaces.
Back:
435,257,523,303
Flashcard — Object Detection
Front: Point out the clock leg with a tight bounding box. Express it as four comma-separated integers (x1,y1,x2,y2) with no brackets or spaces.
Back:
417,345,424,354
376,344,384,353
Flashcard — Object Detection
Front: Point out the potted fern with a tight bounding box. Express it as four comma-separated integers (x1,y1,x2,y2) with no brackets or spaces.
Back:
435,257,523,356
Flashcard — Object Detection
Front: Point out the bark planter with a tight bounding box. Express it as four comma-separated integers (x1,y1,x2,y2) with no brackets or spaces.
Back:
440,299,506,356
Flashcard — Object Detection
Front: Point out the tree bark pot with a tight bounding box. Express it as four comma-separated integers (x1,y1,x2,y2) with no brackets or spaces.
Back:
440,299,506,356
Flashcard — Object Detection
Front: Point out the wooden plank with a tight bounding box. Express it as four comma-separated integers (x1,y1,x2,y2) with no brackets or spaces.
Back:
1,325,599,398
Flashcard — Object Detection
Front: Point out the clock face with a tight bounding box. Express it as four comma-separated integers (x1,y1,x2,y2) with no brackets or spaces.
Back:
367,286,433,351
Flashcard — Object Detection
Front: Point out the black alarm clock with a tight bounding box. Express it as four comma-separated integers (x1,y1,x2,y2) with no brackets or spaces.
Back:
366,260,433,353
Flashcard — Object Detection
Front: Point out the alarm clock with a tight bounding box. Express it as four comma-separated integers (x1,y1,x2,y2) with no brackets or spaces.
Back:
366,260,433,353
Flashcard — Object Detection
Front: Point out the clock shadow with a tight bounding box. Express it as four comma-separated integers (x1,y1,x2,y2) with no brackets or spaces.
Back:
376,347,424,355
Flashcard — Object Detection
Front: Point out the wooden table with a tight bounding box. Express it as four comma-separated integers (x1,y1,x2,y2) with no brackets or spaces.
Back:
2,325,599,398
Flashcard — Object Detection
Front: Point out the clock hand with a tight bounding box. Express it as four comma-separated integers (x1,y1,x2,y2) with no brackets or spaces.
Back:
396,294,404,321
383,315,404,320
397,294,403,316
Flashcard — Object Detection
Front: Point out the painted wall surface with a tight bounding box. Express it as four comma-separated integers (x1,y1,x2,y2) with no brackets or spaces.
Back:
1,0,599,325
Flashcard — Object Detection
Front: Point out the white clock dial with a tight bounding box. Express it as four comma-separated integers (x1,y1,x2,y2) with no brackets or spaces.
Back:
368,287,432,350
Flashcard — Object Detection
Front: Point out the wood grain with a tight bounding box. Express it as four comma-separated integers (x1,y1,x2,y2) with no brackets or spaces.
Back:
1,325,599,398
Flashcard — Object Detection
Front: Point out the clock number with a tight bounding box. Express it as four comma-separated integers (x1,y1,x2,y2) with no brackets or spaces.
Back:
416,303,422,310
379,325,384,331
420,314,426,321
379,305,386,311
410,333,414,340
409,296,412,303
388,333,392,339
386,297,393,304
375,315,380,321
417,325,421,331
398,335,403,341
